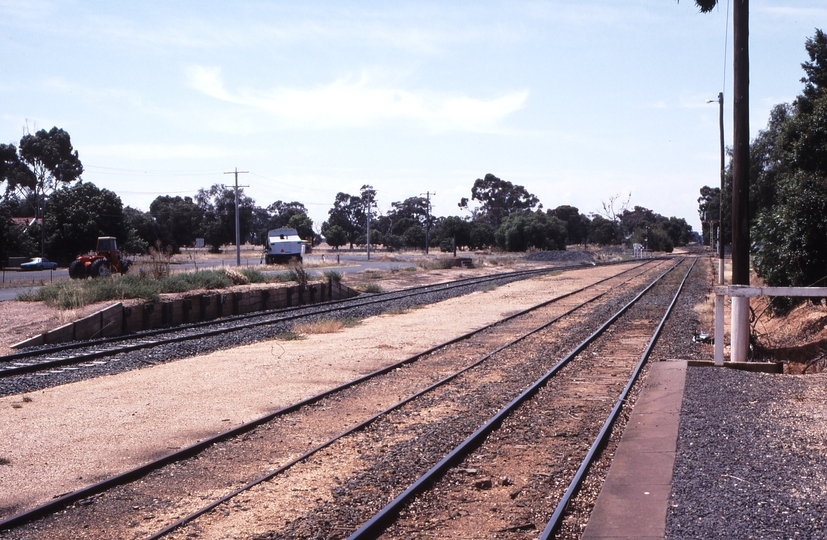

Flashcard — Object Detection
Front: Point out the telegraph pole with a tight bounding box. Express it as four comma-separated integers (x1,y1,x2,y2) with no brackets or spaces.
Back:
366,203,372,261
421,191,435,255
224,168,249,266
730,0,751,362
717,91,726,285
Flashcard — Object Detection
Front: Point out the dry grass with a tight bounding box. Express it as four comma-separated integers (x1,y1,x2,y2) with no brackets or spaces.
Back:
292,319,345,335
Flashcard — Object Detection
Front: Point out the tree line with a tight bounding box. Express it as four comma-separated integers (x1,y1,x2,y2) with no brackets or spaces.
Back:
321,175,694,255
2,136,695,266
697,29,827,309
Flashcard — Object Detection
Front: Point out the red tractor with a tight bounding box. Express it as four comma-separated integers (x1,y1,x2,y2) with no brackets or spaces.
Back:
68,237,132,279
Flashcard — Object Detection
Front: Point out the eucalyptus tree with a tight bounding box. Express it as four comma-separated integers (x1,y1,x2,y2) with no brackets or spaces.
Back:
1,127,83,256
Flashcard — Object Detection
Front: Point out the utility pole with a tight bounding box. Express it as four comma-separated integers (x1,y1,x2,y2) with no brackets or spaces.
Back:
224,168,249,266
421,191,435,255
363,189,376,261
716,92,726,285
366,204,372,261
730,0,750,362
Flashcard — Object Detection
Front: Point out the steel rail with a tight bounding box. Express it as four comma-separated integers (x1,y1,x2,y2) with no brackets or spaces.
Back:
0,265,564,362
3,258,653,365
0,266,574,377
0,259,660,532
144,261,664,538
143,258,668,538
346,259,684,540
538,257,697,539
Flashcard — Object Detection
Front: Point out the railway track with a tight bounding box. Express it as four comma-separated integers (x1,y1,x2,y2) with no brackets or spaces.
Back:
0,257,688,539
0,263,626,386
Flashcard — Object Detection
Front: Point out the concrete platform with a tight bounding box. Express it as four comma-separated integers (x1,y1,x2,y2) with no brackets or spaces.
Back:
581,360,687,540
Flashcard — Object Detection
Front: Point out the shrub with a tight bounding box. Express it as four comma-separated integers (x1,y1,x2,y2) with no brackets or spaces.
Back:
225,268,250,285
239,268,268,283
358,283,382,293
289,262,309,287
323,270,343,282
293,319,344,334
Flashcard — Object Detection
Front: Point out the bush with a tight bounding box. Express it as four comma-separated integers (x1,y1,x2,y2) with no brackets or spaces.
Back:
239,268,267,283
494,211,566,252
358,282,382,293
323,270,343,282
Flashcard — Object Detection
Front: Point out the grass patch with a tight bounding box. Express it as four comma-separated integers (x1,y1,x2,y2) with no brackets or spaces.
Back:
383,306,410,315
323,270,343,282
357,282,382,293
15,266,323,310
339,317,362,328
293,319,345,334
268,271,298,283
403,266,417,272
22,396,32,403
0,458,9,466
238,268,268,283
481,284,498,292
275,331,305,341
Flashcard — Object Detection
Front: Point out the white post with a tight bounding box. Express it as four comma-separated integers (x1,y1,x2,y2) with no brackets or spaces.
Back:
718,258,725,286
731,296,750,363
715,293,725,366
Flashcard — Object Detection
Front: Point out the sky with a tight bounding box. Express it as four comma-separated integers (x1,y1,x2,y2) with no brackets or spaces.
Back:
2,1,825,233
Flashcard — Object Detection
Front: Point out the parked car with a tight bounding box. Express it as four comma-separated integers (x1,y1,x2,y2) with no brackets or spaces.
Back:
20,257,58,271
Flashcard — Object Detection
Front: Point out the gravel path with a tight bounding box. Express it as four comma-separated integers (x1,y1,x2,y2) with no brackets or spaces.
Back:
667,367,827,539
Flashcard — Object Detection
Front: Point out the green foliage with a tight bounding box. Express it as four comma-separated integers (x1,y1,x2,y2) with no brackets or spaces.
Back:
289,262,309,287
468,220,495,250
547,205,590,245
436,216,471,250
381,233,403,251
323,269,343,282
287,212,314,241
17,269,245,308
589,215,619,246
494,211,566,252
358,282,382,293
402,224,425,248
239,268,268,283
160,269,233,292
324,188,373,248
753,171,827,288
632,226,674,253
19,275,162,308
195,184,256,253
44,182,128,265
2,127,83,257
460,173,539,228
0,198,37,263
324,224,347,249
697,186,722,246
749,30,827,293
149,195,203,251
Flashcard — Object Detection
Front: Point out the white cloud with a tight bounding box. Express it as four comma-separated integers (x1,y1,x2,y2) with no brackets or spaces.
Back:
185,66,529,132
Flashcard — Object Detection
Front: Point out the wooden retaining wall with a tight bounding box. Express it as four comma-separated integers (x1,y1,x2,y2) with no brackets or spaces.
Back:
12,280,358,349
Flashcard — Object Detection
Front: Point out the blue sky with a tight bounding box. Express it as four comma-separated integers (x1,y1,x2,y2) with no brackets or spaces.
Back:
2,1,825,233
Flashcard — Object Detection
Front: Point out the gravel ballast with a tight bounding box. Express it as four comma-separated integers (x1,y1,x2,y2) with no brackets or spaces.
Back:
667,367,827,539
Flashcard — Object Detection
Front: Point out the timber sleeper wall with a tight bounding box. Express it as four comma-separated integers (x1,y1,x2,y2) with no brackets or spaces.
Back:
12,279,358,349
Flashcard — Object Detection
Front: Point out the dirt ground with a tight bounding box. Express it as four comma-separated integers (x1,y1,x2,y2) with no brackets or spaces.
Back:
0,263,628,518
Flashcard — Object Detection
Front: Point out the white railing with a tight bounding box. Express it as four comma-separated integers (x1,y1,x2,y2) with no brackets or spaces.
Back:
714,285,827,365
